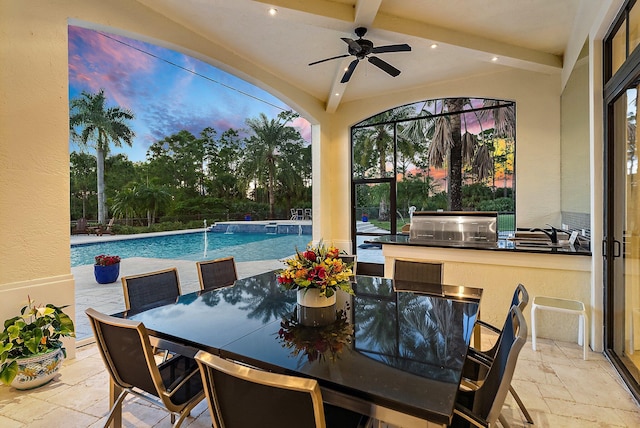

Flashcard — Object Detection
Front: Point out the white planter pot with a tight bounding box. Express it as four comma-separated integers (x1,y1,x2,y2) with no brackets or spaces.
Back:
10,348,65,390
297,288,336,307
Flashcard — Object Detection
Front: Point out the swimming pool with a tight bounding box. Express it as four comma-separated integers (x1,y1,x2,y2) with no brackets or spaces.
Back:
71,232,312,267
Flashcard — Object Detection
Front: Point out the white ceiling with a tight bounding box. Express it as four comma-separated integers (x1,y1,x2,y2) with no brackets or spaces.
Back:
135,0,592,112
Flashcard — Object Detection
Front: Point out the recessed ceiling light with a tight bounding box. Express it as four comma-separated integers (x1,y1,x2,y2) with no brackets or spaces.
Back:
268,8,277,16
430,43,438,49
491,56,499,62
335,93,340,96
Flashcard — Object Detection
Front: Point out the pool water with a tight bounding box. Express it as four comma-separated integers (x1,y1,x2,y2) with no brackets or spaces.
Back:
71,232,312,267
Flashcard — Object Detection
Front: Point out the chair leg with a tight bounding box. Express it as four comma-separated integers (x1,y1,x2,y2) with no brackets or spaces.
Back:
498,413,512,428
582,313,589,360
103,389,128,428
509,386,534,424
531,306,538,351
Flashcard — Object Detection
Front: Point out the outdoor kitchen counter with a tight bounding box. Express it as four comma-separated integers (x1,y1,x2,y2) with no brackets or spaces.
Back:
367,234,592,343
368,234,592,255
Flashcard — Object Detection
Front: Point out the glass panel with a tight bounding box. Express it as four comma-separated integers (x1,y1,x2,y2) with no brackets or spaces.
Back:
612,19,627,76
352,125,395,179
355,182,391,227
631,4,640,56
613,84,640,384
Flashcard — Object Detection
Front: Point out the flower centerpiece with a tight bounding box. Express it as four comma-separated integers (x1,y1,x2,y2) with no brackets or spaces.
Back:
94,254,121,284
277,241,354,307
277,308,353,362
0,296,75,389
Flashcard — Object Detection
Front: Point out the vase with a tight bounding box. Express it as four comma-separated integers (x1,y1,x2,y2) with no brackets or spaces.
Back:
94,263,120,284
296,288,336,307
10,348,65,390
296,288,337,327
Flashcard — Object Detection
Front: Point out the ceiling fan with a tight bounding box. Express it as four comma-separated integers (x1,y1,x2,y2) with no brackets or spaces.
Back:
309,27,411,83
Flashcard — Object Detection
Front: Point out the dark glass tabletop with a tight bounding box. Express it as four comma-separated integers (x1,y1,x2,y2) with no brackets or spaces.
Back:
123,271,481,425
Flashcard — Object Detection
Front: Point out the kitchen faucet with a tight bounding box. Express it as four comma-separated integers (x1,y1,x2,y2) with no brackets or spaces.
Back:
529,225,559,244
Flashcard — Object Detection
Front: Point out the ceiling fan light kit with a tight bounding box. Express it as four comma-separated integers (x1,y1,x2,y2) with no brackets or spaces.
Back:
309,27,411,83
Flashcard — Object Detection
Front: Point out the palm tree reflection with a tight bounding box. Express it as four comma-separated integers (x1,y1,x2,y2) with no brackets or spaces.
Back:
354,278,475,383
196,271,296,323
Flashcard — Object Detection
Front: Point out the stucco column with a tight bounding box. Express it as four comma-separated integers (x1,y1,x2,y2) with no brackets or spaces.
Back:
1,1,75,356
312,118,353,253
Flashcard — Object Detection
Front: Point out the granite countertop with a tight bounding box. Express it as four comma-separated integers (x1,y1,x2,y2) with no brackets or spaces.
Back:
366,234,592,256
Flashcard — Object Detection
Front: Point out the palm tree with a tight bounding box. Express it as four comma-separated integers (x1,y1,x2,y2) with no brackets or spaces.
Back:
243,111,303,219
402,98,515,210
110,186,139,225
135,183,172,227
70,89,134,224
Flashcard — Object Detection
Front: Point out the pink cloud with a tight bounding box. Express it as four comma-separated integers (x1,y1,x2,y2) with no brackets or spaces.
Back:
291,117,311,143
69,26,156,109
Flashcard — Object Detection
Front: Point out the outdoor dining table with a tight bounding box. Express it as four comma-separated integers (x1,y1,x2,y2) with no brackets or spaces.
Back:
113,271,482,428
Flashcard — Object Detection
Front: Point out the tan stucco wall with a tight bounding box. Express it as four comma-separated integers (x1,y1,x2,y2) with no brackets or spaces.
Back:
561,55,590,215
0,0,611,353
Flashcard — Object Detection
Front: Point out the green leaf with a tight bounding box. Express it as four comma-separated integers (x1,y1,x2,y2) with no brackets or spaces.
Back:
4,316,20,330
7,321,26,340
0,342,13,362
0,360,18,385
56,312,75,337
24,329,42,354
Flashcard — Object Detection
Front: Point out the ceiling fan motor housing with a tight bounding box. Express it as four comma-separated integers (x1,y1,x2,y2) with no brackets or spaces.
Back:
352,39,373,58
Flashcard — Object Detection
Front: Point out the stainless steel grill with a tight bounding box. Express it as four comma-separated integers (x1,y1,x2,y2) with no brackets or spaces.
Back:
409,211,498,246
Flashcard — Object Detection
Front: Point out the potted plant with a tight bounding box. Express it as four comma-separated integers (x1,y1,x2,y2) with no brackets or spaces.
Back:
277,241,354,308
94,254,121,284
0,297,75,389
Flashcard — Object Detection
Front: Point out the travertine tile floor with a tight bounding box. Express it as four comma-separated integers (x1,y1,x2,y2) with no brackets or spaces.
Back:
1,337,639,427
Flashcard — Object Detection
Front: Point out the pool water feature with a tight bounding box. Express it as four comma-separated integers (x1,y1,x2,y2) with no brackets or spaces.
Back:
71,232,312,267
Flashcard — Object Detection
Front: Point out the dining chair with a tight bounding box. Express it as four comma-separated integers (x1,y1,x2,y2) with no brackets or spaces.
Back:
451,305,528,428
194,350,369,428
196,256,238,292
354,261,384,277
85,308,205,428
393,259,442,285
121,267,181,312
338,254,357,276
461,283,533,424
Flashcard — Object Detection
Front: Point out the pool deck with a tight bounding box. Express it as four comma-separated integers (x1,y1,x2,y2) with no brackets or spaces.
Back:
73,255,285,342
71,223,384,342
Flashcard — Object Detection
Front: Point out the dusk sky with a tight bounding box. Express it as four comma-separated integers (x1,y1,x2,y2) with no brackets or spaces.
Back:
68,26,311,162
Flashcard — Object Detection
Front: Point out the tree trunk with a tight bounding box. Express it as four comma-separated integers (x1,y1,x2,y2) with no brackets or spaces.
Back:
447,100,463,210
378,147,389,220
268,166,275,219
96,148,106,223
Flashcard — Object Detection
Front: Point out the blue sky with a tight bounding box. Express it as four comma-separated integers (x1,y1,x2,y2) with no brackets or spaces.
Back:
68,26,310,162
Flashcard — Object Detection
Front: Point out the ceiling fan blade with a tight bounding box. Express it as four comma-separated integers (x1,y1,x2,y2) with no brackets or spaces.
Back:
372,43,412,54
341,37,362,54
341,59,359,83
308,54,350,66
368,56,401,77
